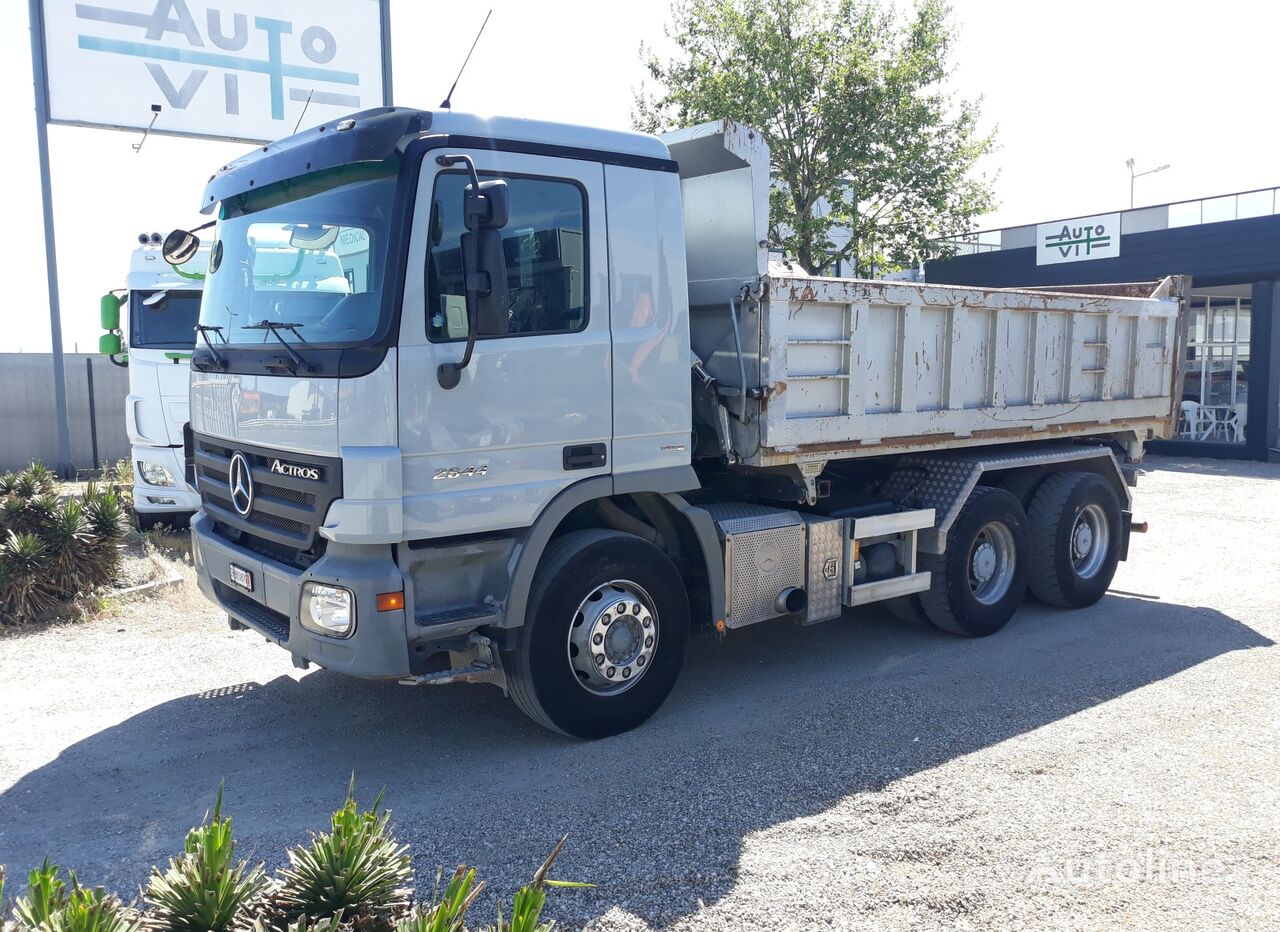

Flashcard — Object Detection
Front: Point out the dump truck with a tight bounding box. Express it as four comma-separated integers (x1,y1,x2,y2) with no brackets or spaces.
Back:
98,236,207,528
170,111,1186,738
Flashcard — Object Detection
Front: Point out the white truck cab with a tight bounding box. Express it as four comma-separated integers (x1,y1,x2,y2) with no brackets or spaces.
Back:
100,239,207,526
178,109,1185,738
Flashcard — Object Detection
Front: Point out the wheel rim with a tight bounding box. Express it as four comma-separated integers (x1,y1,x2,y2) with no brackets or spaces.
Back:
566,579,659,696
967,521,1017,605
1070,503,1110,579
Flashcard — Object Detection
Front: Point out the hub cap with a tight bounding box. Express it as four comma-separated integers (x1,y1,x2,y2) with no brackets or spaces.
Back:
567,580,658,696
1071,503,1110,579
968,522,1017,605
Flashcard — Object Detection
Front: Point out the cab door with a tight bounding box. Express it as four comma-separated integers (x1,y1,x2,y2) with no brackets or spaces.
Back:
397,149,611,538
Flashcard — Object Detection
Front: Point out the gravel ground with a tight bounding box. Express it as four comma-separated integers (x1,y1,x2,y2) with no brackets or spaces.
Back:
1,455,1277,930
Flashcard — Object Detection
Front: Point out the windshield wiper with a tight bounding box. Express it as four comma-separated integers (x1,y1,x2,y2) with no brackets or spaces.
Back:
193,324,227,369
243,320,313,374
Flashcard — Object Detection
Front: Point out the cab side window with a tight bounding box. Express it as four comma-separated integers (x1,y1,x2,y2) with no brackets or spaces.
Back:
427,172,588,341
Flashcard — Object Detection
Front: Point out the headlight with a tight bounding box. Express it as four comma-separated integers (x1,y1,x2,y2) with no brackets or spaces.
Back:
137,460,176,487
300,582,355,637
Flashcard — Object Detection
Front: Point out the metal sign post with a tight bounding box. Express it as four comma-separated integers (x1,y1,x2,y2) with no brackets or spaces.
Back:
27,0,73,477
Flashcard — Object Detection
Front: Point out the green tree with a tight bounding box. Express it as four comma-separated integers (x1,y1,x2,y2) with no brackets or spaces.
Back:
635,0,996,275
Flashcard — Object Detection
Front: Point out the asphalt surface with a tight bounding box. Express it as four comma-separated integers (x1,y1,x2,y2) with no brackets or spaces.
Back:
1,455,1277,930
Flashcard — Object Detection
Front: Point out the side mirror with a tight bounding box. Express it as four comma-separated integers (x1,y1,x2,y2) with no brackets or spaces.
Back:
99,293,122,330
162,228,201,265
99,333,122,355
466,228,509,337
464,179,509,231
435,156,511,389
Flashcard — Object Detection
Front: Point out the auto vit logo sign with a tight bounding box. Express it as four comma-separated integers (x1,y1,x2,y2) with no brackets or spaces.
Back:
1036,213,1122,266
40,0,388,144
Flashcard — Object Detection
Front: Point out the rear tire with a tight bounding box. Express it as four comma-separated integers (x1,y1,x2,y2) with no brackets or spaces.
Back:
919,486,1029,637
1026,472,1122,608
504,529,690,739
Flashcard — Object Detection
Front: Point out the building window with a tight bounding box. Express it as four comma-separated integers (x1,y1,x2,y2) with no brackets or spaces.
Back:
1180,294,1250,443
427,173,588,342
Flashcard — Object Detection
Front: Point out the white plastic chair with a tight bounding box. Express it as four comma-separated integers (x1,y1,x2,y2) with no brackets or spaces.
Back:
1226,402,1248,443
1179,400,1213,440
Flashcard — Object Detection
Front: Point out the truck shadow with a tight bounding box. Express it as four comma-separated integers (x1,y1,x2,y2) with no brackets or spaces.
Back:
0,595,1271,928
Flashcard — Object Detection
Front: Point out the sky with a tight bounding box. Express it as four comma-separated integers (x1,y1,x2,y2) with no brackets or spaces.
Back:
3,0,1275,352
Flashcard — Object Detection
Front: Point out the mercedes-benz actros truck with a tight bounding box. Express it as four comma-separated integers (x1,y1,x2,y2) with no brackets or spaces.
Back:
173,110,1185,738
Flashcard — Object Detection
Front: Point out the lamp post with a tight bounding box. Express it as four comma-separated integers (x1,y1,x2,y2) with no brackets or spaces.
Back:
1127,158,1170,209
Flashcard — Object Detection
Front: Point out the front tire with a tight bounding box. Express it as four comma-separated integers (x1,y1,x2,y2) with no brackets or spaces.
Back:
1026,472,1122,608
919,486,1030,637
504,529,690,739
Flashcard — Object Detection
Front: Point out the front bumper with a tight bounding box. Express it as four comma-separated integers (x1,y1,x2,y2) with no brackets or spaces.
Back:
191,510,411,678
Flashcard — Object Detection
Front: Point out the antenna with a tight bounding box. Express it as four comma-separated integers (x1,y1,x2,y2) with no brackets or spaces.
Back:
293,89,315,134
440,9,492,109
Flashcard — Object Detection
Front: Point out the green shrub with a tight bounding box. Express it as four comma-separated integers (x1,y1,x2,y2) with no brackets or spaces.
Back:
6,786,585,932
145,785,266,932
0,466,133,625
272,783,412,932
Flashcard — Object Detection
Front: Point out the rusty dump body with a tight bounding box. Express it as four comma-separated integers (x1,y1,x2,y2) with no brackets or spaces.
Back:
665,122,1187,476
696,272,1187,472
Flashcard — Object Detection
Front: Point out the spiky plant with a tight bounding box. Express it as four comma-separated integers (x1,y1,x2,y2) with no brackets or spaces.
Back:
38,499,92,601
250,917,345,932
272,783,411,932
24,462,57,496
1,531,55,622
13,859,70,929
486,836,588,932
81,486,128,589
145,786,266,932
11,472,40,502
393,867,484,932
0,472,17,496
0,496,28,536
38,880,139,932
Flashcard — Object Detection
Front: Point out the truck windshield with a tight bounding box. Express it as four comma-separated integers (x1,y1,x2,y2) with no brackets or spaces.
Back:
199,163,398,347
131,290,202,349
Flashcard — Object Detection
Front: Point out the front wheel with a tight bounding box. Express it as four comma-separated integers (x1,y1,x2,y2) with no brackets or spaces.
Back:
504,529,690,739
919,486,1030,638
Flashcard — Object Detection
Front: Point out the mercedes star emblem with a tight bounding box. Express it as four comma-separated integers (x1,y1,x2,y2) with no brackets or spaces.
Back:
228,452,254,517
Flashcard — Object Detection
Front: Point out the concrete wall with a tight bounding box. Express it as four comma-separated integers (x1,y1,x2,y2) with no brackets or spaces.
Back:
0,354,130,474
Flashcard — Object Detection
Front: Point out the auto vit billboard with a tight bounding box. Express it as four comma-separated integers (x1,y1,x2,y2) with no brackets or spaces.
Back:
39,0,390,143
1036,212,1121,266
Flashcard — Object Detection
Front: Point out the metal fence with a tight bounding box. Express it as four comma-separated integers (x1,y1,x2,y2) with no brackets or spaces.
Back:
0,353,130,474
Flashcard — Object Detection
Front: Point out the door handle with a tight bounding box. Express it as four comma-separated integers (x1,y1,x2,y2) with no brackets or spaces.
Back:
563,443,607,470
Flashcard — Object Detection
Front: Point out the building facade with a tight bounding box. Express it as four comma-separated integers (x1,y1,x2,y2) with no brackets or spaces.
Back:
927,188,1280,461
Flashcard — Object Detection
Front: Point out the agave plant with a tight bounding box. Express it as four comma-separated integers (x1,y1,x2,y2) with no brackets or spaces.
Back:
38,499,92,601
146,785,266,932
13,859,70,928
81,486,128,589
0,472,18,496
40,881,139,932
485,837,579,932
393,867,484,932
272,783,412,932
1,531,55,622
11,471,40,502
25,462,57,496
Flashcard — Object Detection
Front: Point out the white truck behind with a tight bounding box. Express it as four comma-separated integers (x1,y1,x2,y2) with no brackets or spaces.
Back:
169,111,1186,738
99,236,207,527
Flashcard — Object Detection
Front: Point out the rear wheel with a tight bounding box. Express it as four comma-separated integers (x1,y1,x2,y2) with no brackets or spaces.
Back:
504,529,690,739
1026,472,1122,608
919,486,1029,637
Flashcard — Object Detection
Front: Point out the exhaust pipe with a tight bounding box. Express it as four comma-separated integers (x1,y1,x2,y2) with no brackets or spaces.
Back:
775,587,807,615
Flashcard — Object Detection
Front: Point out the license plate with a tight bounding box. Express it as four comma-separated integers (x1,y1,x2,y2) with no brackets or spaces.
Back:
228,563,254,592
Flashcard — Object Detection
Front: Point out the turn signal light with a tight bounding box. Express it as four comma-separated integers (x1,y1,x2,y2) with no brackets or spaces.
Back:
376,591,405,612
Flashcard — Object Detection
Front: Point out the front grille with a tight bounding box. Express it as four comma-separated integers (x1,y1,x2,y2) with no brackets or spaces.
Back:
194,433,342,570
215,580,290,642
